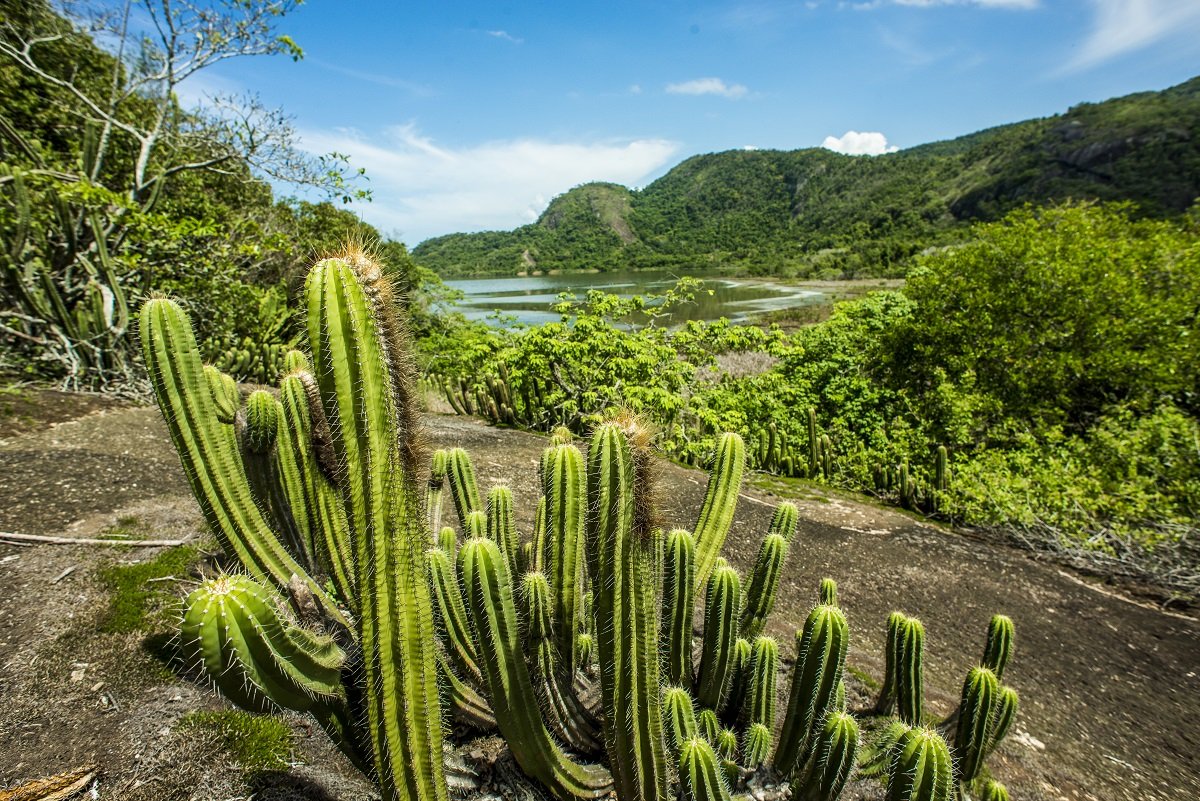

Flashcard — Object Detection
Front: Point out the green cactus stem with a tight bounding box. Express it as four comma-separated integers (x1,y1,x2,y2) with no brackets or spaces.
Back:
585,419,670,801
740,533,788,641
894,616,926,726
987,686,1018,758
663,528,697,688
692,433,746,593
544,443,586,672
427,548,482,685
447,447,482,526
745,636,779,734
980,780,1009,801
698,708,721,743
774,604,849,777
664,686,700,752
305,254,445,801
886,727,953,801
678,738,734,801
875,611,906,715
722,637,753,723
428,449,449,537
486,485,520,574
818,578,837,607
792,711,859,801
953,666,999,785
981,614,1014,681
696,560,742,710
743,723,771,769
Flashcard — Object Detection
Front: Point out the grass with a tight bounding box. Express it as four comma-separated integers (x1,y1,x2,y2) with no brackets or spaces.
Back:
180,710,294,772
96,543,200,633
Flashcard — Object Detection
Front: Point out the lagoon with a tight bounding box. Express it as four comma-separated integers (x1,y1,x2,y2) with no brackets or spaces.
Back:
444,269,830,327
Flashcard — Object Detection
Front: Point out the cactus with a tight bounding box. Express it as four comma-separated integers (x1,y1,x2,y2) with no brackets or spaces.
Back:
428,449,449,537
980,780,1009,801
147,250,448,801
664,686,700,751
486,485,520,574
807,407,819,477
740,533,788,642
893,616,926,726
886,727,953,801
722,637,753,723
585,419,670,801
679,738,733,801
696,560,742,710
987,686,1018,758
953,667,998,785
697,708,721,743
447,447,481,525
427,548,481,685
663,528,697,688
981,614,1014,681
742,723,771,769
544,443,587,672
792,711,859,801
460,537,612,800
934,445,948,493
818,577,837,607
692,433,745,592
744,636,779,733
875,611,906,715
774,604,848,776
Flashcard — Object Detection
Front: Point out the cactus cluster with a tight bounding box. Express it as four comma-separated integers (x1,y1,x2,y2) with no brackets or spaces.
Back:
146,252,1021,801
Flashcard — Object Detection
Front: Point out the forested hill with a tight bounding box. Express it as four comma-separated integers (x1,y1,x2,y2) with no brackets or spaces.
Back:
414,76,1200,278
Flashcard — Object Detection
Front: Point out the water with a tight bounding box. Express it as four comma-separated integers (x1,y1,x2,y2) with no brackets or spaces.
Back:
444,269,828,327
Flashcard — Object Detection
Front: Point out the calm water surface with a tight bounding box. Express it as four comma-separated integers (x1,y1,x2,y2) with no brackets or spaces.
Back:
445,269,828,327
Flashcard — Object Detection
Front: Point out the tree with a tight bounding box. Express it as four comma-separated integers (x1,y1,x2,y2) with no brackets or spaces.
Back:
0,0,368,386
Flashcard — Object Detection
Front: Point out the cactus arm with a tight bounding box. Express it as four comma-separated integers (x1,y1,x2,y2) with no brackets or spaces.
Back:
664,686,701,752
981,615,1014,681
436,650,496,731
953,667,999,785
895,616,925,726
140,299,344,627
446,447,482,526
774,604,849,776
792,710,859,801
746,636,779,733
459,537,613,800
875,611,906,715
740,533,788,641
279,372,357,610
486,486,521,575
696,561,741,711
770,501,799,544
692,433,746,593
306,257,446,801
428,449,449,537
886,727,953,801
586,421,671,801
427,548,483,685
678,738,734,801
663,528,697,688
544,444,586,673
986,686,1018,758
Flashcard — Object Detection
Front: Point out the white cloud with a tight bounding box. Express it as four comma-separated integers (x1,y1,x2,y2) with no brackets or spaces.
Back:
629,84,643,94
665,77,749,99
1063,0,1200,72
486,30,524,44
298,125,678,245
821,131,899,155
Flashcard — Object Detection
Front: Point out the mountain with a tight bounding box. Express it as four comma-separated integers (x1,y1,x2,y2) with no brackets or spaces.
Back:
414,77,1200,278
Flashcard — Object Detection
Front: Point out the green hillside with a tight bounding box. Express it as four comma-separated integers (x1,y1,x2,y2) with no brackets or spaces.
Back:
415,76,1200,278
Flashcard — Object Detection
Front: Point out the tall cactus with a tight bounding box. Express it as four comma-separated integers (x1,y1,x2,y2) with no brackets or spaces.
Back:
586,419,670,801
696,560,742,710
981,614,1015,681
147,249,449,801
893,616,926,726
775,604,849,776
740,533,788,642
692,433,745,593
663,528,697,688
953,667,998,785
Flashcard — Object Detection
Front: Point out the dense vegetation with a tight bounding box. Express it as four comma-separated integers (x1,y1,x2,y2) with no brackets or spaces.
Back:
425,203,1200,595
0,0,428,388
417,76,1200,278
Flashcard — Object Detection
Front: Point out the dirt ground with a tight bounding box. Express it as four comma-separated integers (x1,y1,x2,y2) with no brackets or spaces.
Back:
1,392,1197,801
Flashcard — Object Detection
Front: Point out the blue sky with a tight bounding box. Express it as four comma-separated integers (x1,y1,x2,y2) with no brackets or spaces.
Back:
180,0,1200,246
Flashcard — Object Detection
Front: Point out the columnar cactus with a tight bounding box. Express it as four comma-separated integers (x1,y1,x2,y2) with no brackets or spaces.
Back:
663,528,697,688
775,604,849,776
953,666,999,785
792,711,859,801
886,727,953,801
696,560,742,710
146,249,449,801
740,532,788,642
981,614,1014,681
586,420,670,801
692,433,745,592
679,737,734,801
893,616,926,726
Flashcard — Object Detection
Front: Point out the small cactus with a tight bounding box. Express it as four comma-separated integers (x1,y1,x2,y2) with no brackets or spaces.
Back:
886,727,953,801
